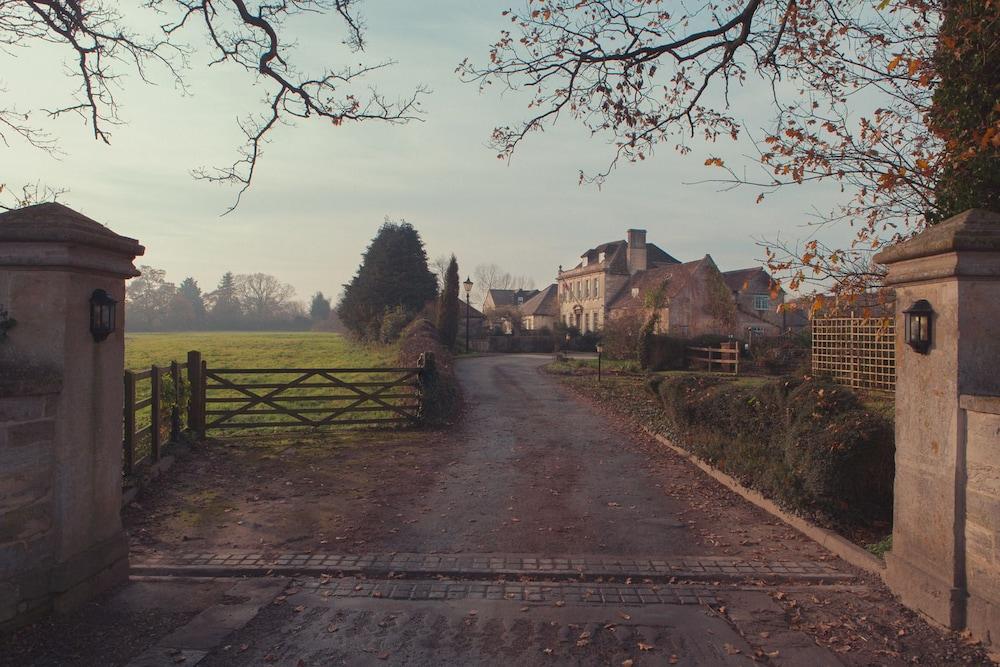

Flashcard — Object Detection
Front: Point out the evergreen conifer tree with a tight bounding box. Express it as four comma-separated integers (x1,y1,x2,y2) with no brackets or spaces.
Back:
437,255,460,349
337,220,438,340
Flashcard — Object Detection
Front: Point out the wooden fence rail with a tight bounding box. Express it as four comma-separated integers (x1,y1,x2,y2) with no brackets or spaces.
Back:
122,359,190,477
200,366,422,430
687,342,740,375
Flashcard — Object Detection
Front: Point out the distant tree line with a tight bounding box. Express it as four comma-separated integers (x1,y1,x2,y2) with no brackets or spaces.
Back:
126,266,338,332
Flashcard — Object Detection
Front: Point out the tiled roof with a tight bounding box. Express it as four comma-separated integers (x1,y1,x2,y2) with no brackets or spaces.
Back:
722,267,768,293
487,288,540,308
607,257,710,311
520,284,559,316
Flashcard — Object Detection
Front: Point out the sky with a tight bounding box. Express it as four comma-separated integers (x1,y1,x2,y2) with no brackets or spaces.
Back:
5,1,850,305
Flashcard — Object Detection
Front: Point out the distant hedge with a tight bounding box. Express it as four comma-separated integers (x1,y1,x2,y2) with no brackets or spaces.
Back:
398,318,459,426
647,374,894,528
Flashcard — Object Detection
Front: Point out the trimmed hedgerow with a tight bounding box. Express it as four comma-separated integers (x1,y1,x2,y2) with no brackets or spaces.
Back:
647,374,894,529
398,318,459,426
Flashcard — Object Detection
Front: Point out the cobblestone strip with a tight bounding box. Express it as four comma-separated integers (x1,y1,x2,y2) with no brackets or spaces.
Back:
285,577,720,607
132,552,854,583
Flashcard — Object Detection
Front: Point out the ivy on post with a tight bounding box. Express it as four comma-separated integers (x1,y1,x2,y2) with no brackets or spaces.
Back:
417,351,437,424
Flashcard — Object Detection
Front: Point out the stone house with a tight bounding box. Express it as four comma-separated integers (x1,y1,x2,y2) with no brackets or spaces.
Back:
483,288,540,333
556,229,680,333
606,255,742,337
557,228,806,338
520,284,559,332
721,267,802,336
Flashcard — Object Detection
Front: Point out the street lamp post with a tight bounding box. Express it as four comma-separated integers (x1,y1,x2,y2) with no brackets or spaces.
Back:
596,343,604,383
463,276,474,353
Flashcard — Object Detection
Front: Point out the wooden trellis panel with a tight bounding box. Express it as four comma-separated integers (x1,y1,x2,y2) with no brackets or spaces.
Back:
812,317,896,392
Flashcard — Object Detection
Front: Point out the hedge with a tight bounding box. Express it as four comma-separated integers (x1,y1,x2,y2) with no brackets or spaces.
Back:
647,374,894,528
398,318,459,425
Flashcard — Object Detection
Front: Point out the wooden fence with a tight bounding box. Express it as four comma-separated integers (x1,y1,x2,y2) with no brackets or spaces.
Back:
123,351,427,477
812,317,896,392
687,342,740,374
122,353,195,477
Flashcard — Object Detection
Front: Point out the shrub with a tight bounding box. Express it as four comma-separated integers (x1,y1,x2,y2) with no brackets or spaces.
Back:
637,315,657,369
379,305,412,343
601,312,642,360
644,335,689,371
648,374,894,528
398,318,459,426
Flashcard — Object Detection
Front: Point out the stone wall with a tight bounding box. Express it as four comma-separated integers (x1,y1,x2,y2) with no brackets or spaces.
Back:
962,394,1000,644
0,369,61,627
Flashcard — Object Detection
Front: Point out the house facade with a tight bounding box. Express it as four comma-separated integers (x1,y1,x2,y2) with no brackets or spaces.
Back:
483,288,540,334
556,228,801,338
520,284,559,332
722,267,809,336
606,255,744,337
556,229,680,333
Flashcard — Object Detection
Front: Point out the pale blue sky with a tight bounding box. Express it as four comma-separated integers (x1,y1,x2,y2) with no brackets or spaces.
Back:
6,1,847,303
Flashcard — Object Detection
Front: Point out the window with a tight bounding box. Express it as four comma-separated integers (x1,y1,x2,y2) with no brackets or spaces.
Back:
517,296,524,305
585,281,590,298
598,251,606,263
594,278,600,298
753,294,770,311
584,313,590,331
631,287,640,298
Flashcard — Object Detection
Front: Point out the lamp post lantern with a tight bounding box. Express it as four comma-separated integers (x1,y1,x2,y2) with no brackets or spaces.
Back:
903,299,933,354
463,277,474,353
89,289,117,342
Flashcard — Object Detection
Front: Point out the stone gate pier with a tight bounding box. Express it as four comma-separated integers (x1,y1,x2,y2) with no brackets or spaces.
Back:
0,203,143,628
876,208,1000,646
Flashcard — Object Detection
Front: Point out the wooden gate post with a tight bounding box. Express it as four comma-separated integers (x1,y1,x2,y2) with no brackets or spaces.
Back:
150,365,162,463
186,350,203,439
170,360,181,442
417,352,437,424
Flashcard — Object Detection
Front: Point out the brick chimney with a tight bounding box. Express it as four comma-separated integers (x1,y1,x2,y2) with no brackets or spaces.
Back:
626,229,647,274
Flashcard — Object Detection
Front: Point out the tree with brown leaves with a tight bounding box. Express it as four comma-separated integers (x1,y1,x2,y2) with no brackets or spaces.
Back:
464,0,999,304
0,0,426,212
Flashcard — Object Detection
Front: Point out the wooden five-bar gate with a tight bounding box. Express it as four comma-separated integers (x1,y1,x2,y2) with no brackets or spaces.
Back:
123,351,429,478
199,364,423,430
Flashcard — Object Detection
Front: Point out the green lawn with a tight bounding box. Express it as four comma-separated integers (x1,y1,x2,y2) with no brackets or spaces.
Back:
123,332,408,449
125,331,397,370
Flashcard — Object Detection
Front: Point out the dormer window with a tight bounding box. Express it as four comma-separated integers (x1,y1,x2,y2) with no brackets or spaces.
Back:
631,287,640,298
598,251,606,263
753,294,769,311
582,256,588,267
517,296,524,305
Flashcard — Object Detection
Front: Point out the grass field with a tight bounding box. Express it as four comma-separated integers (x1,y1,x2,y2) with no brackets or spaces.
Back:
125,331,397,370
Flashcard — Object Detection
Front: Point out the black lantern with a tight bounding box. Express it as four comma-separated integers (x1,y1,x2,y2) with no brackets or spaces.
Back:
903,299,933,354
90,289,117,342
463,276,473,295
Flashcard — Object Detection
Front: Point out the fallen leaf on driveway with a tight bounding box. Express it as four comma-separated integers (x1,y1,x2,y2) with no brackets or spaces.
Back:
622,660,634,667
638,642,654,651
618,612,631,621
723,643,741,655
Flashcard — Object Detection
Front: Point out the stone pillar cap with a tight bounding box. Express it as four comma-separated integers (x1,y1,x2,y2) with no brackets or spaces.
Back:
0,202,144,277
0,202,144,256
875,208,1000,266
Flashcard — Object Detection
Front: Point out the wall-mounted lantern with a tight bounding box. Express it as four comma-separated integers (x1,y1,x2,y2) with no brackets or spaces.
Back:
89,289,117,342
903,299,933,354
